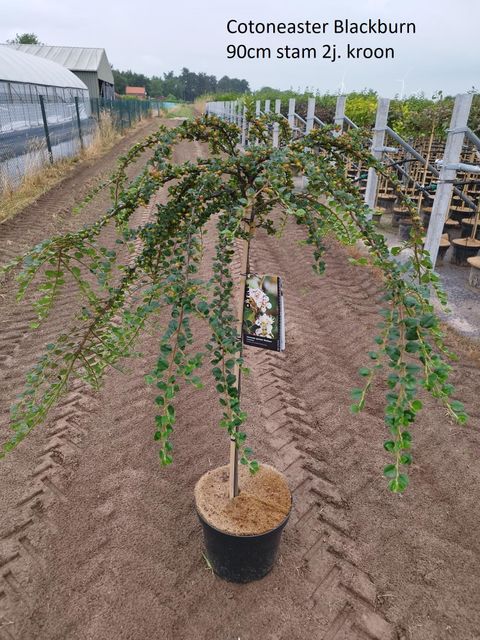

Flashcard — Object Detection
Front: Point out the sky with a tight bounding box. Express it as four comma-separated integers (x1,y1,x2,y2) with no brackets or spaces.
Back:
1,0,479,97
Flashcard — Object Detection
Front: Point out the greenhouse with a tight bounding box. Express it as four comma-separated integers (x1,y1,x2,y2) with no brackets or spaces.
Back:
0,46,91,185
0,45,88,107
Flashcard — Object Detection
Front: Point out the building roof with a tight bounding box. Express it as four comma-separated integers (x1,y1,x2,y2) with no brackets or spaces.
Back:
126,86,146,94
0,46,88,90
7,44,114,85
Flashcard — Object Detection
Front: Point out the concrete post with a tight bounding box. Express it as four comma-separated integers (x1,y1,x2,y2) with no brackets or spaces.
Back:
255,100,261,116
288,98,296,136
425,93,473,265
306,97,316,134
264,99,271,113
241,105,247,147
272,99,281,148
364,98,390,214
334,95,346,135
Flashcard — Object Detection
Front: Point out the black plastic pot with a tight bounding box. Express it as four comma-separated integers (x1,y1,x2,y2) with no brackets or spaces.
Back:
376,195,396,213
443,219,461,241
461,219,480,240
421,209,432,228
392,208,409,228
449,207,467,223
451,239,480,266
437,244,450,262
398,219,413,241
197,509,290,583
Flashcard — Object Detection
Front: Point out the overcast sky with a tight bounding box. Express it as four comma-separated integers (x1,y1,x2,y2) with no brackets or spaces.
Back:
1,0,478,97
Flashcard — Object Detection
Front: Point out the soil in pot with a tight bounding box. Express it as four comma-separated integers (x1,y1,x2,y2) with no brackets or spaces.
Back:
451,237,480,266
195,464,291,583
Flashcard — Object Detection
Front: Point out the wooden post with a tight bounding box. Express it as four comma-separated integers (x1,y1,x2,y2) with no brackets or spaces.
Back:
364,98,390,214
229,213,255,499
417,120,436,215
272,99,281,148
425,94,473,265
306,97,315,134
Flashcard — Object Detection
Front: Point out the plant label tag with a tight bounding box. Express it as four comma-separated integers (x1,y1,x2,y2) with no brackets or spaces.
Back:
242,274,285,351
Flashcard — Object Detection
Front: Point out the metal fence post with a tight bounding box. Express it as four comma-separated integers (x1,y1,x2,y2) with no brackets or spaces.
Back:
364,98,390,213
306,97,316,133
273,99,281,148
39,95,53,164
74,97,84,150
334,95,346,135
425,93,473,265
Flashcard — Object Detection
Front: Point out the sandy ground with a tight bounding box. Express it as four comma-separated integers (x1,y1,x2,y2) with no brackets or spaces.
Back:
0,124,479,640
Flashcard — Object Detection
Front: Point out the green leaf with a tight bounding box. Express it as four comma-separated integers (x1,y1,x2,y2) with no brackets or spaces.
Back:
383,464,397,478
351,388,363,401
399,453,412,465
419,313,436,328
383,440,395,452
450,400,464,413
404,296,417,308
249,460,260,474
405,341,420,353
388,474,409,493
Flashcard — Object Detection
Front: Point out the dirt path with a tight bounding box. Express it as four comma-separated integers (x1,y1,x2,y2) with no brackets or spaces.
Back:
0,116,164,265
0,133,479,640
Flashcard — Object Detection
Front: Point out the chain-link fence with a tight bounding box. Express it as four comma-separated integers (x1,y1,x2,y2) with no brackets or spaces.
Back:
0,95,163,191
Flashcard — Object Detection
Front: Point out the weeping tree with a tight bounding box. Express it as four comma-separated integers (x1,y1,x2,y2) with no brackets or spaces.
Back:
0,112,467,495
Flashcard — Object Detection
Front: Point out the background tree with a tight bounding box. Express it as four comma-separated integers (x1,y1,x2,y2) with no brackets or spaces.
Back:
6,32,43,44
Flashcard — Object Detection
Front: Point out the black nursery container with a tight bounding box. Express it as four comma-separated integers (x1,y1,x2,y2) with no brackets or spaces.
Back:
451,238,480,266
197,509,290,583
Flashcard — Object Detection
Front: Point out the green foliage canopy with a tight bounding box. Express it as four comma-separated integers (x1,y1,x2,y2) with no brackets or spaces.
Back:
0,113,467,492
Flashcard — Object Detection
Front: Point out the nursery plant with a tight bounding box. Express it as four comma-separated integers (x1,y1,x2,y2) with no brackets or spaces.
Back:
0,110,468,578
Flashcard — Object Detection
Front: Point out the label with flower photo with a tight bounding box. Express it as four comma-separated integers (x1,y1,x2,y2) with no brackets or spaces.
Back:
243,274,285,351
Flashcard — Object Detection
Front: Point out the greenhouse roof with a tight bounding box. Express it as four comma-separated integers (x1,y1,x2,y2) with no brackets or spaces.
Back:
0,46,88,90
7,45,114,84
